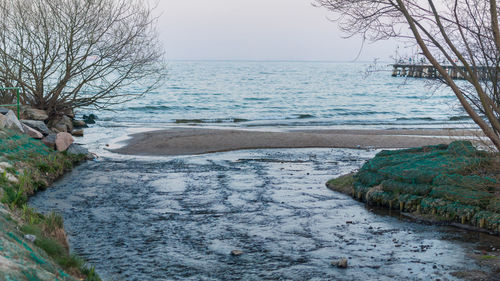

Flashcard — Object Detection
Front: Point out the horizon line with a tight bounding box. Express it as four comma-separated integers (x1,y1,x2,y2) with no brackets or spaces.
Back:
165,58,393,63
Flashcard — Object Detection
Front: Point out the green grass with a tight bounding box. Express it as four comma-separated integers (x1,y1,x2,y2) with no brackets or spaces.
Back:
481,255,497,260
0,130,99,280
326,173,355,195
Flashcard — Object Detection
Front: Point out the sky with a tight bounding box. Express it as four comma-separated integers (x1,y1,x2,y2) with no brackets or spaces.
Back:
156,0,397,62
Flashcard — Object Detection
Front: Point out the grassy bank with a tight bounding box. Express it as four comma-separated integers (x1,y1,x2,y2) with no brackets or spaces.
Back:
0,130,100,280
327,141,500,234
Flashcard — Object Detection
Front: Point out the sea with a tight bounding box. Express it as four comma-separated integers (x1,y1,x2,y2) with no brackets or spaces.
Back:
87,60,471,134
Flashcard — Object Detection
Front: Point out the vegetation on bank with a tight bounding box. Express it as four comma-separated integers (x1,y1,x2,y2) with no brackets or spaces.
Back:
0,130,100,280
327,141,500,234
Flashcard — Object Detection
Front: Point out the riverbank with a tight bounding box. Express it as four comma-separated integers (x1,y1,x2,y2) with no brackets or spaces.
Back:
111,128,480,156
0,130,99,280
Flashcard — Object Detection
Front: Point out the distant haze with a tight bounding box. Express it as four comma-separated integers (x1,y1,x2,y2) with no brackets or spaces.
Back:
156,0,396,61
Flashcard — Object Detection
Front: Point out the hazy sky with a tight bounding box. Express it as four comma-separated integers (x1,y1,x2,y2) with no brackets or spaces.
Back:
156,0,396,61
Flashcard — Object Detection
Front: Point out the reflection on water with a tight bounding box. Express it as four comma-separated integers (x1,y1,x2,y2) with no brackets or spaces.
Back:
30,148,498,280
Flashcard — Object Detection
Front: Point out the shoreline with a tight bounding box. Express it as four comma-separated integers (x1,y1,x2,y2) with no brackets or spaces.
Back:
111,127,480,156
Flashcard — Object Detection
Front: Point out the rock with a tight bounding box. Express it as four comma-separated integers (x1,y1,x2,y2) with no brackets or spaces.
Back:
24,234,36,243
0,108,9,115
71,129,84,137
66,144,93,159
42,134,57,149
51,123,67,133
83,114,98,124
332,258,348,268
0,110,24,132
5,173,18,183
21,120,51,136
0,162,13,169
49,115,73,133
231,250,244,256
22,124,43,139
55,132,74,151
72,119,87,128
63,108,75,119
22,107,48,121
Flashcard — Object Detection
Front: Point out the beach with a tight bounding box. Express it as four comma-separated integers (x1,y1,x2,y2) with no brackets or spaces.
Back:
112,128,479,156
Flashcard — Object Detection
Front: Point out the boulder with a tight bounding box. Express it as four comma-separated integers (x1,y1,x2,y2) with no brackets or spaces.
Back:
51,123,67,133
72,119,87,128
22,124,43,139
63,108,75,119
0,110,24,132
22,107,48,121
21,120,51,136
0,108,9,115
67,144,93,159
55,132,74,151
50,115,73,133
83,114,98,124
42,134,57,149
71,129,84,137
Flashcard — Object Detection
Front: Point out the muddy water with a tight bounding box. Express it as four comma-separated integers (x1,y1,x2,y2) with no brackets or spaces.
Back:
30,148,499,280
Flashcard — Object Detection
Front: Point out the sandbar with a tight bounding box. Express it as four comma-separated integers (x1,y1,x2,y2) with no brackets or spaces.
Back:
111,128,481,156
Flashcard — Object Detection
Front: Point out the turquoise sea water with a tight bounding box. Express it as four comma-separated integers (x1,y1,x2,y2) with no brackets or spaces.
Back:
92,60,472,130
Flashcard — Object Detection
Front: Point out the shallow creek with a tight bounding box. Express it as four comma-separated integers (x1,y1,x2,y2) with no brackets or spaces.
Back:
30,148,500,280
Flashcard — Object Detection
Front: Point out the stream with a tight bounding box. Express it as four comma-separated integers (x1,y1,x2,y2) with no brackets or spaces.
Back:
30,148,500,280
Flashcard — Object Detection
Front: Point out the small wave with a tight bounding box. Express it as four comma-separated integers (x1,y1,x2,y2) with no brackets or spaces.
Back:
449,116,470,121
294,114,315,119
244,97,270,101
396,117,435,121
175,118,249,124
127,105,171,111
338,111,381,116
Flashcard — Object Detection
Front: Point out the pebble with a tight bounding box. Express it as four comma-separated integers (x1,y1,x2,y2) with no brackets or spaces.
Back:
24,234,36,243
231,250,244,256
332,258,348,268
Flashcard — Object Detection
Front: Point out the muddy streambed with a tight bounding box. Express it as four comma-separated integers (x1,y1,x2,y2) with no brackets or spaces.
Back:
30,148,500,280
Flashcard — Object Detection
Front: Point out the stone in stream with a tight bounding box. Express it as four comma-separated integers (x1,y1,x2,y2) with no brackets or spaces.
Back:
66,144,93,159
331,258,348,268
231,250,244,256
71,129,84,137
72,119,87,128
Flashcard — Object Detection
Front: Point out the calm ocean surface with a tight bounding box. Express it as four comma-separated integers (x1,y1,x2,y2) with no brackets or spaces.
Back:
91,60,472,131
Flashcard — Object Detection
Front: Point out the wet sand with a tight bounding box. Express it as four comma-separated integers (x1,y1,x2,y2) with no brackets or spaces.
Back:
112,128,480,156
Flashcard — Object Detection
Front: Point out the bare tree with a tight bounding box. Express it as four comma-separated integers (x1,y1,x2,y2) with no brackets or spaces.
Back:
0,0,166,118
315,0,500,151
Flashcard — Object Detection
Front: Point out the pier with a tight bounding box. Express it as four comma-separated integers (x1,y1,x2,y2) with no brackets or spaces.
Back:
391,64,493,80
